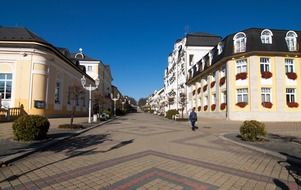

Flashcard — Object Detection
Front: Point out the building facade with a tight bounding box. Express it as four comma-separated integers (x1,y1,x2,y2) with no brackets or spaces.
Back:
187,28,301,121
0,27,102,117
164,33,221,115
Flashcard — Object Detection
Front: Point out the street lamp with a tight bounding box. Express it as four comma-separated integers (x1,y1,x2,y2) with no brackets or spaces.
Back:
110,92,120,117
81,76,100,123
121,97,127,111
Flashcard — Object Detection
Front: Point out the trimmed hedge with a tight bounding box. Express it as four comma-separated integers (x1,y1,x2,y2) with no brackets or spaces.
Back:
165,109,179,120
13,115,50,141
240,120,266,142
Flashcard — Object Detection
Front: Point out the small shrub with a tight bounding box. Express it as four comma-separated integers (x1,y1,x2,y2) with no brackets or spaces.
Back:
58,124,83,129
13,115,50,141
240,120,267,142
165,109,179,119
103,110,112,118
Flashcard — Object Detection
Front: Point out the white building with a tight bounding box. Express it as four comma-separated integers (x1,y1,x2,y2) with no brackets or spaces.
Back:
164,33,221,115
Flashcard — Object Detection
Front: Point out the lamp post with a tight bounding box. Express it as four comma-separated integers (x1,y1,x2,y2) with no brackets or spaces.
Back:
110,92,120,117
121,98,127,111
81,76,100,123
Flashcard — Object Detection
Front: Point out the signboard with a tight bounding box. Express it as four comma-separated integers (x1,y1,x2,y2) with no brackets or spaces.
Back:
34,100,46,109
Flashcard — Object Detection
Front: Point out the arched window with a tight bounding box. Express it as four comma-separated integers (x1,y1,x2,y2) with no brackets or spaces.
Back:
217,42,223,55
233,32,247,53
261,29,273,44
286,31,298,51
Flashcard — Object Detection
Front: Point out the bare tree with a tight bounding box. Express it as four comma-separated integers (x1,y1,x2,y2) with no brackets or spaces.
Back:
68,84,85,127
93,92,105,114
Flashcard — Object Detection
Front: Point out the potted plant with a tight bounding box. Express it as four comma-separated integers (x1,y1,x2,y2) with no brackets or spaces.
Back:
203,85,208,92
197,88,201,94
197,106,201,111
210,81,216,88
261,71,273,79
211,104,216,111
204,105,208,111
262,102,273,108
236,102,248,108
220,103,226,110
286,72,297,80
236,72,247,80
219,77,226,86
287,102,299,108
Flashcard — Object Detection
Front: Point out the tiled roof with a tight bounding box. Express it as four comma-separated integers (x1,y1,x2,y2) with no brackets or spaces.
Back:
0,27,49,44
185,32,221,47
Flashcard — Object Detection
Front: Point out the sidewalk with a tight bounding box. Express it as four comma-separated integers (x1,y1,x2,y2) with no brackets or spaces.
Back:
0,117,113,166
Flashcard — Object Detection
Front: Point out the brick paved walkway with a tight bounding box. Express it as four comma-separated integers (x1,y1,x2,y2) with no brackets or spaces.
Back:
0,113,301,189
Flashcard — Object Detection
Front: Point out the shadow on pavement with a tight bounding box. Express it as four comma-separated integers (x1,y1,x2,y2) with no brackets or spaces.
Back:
1,134,134,183
277,152,301,188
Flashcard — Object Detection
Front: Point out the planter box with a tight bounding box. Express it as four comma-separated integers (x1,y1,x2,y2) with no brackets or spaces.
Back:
262,102,273,108
236,102,248,108
261,71,273,79
220,103,226,110
236,72,247,80
286,72,297,80
219,77,225,86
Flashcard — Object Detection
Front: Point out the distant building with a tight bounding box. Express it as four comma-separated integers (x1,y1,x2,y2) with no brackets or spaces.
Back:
164,32,221,115
187,28,301,121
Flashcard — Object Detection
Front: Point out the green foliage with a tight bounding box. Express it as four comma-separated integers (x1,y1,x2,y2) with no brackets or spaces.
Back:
103,110,112,118
165,109,179,120
240,120,267,141
12,115,50,141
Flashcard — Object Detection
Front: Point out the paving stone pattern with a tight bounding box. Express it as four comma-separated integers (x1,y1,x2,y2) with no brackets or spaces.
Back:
0,113,301,189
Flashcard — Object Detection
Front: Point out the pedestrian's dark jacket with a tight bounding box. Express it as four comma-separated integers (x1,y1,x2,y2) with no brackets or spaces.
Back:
189,111,197,122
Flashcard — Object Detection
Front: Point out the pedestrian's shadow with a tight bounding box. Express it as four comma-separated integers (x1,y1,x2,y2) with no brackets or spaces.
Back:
1,134,134,183
274,152,301,189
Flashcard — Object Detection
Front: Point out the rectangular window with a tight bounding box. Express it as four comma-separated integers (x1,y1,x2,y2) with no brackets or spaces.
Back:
87,66,92,72
221,91,227,103
204,96,208,105
237,88,248,103
0,73,12,100
236,59,247,74
212,94,216,104
286,88,296,103
285,59,294,73
54,82,61,104
260,58,271,73
261,88,271,102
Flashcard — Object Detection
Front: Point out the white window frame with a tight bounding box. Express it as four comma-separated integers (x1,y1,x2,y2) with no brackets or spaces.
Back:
209,51,213,66
189,54,194,66
261,29,273,44
285,59,295,73
237,88,248,103
285,31,298,51
0,73,12,101
286,88,296,103
87,66,93,72
233,32,247,53
236,59,247,74
261,88,272,102
260,57,271,72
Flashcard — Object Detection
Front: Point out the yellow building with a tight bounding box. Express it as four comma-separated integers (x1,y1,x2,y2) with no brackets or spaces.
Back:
187,28,301,121
0,27,95,117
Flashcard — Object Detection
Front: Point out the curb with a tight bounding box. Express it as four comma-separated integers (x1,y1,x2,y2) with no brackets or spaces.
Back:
0,118,116,167
219,133,301,165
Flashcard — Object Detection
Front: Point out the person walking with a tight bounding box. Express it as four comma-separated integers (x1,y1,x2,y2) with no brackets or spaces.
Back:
189,107,198,131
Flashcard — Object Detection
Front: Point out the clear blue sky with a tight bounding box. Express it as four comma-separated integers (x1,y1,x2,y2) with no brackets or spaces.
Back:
1,0,301,100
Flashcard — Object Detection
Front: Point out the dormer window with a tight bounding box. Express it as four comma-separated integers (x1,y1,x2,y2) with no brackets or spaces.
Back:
217,42,223,55
201,58,205,71
286,31,298,51
233,32,247,53
209,51,213,66
261,29,273,44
